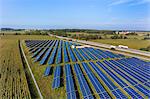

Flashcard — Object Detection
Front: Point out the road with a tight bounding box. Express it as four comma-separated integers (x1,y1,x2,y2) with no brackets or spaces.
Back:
48,33,150,60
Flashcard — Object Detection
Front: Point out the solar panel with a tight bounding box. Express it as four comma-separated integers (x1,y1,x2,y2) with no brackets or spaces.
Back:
48,47,58,64
110,60,148,83
65,64,77,99
73,63,94,98
78,48,90,60
67,47,77,62
44,66,51,76
81,48,97,60
73,49,84,61
89,62,128,98
64,47,69,63
124,87,143,99
56,47,62,64
103,60,138,85
96,61,128,88
40,47,53,65
52,66,61,89
81,62,110,98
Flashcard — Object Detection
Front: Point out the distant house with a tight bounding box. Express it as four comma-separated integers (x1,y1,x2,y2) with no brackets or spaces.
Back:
115,31,132,35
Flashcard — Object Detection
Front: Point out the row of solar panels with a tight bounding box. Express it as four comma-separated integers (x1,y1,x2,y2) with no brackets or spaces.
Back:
25,40,80,49
26,40,124,59
44,58,149,99
25,40,125,66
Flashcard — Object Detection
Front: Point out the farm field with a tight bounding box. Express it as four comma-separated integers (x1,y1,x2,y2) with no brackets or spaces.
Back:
0,35,57,99
0,30,25,34
23,39,150,99
0,37,31,98
91,39,150,50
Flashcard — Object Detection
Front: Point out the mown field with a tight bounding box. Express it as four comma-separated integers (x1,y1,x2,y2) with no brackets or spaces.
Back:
91,39,150,49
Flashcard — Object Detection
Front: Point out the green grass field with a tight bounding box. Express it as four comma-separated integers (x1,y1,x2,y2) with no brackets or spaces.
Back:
91,39,150,50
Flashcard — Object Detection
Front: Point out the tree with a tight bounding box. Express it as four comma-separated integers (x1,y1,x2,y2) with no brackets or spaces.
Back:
124,36,128,39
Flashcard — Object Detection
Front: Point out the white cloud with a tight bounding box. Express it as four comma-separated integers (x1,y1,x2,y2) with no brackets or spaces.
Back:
109,0,133,6
109,0,150,6
129,0,150,6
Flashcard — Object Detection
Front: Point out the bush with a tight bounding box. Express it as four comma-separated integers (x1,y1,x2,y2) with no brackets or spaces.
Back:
111,35,119,39
125,32,137,35
25,30,48,35
144,37,150,40
15,33,21,35
140,46,150,51
111,35,128,39
71,34,102,40
124,36,128,39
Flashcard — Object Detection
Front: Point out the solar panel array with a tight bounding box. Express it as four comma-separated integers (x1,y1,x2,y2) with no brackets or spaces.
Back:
25,40,150,99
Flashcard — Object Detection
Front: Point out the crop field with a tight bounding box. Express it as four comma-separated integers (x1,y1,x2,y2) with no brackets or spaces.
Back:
0,35,57,99
0,37,31,98
23,39,150,99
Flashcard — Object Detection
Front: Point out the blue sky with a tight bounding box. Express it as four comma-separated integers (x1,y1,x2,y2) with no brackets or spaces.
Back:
0,0,150,30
